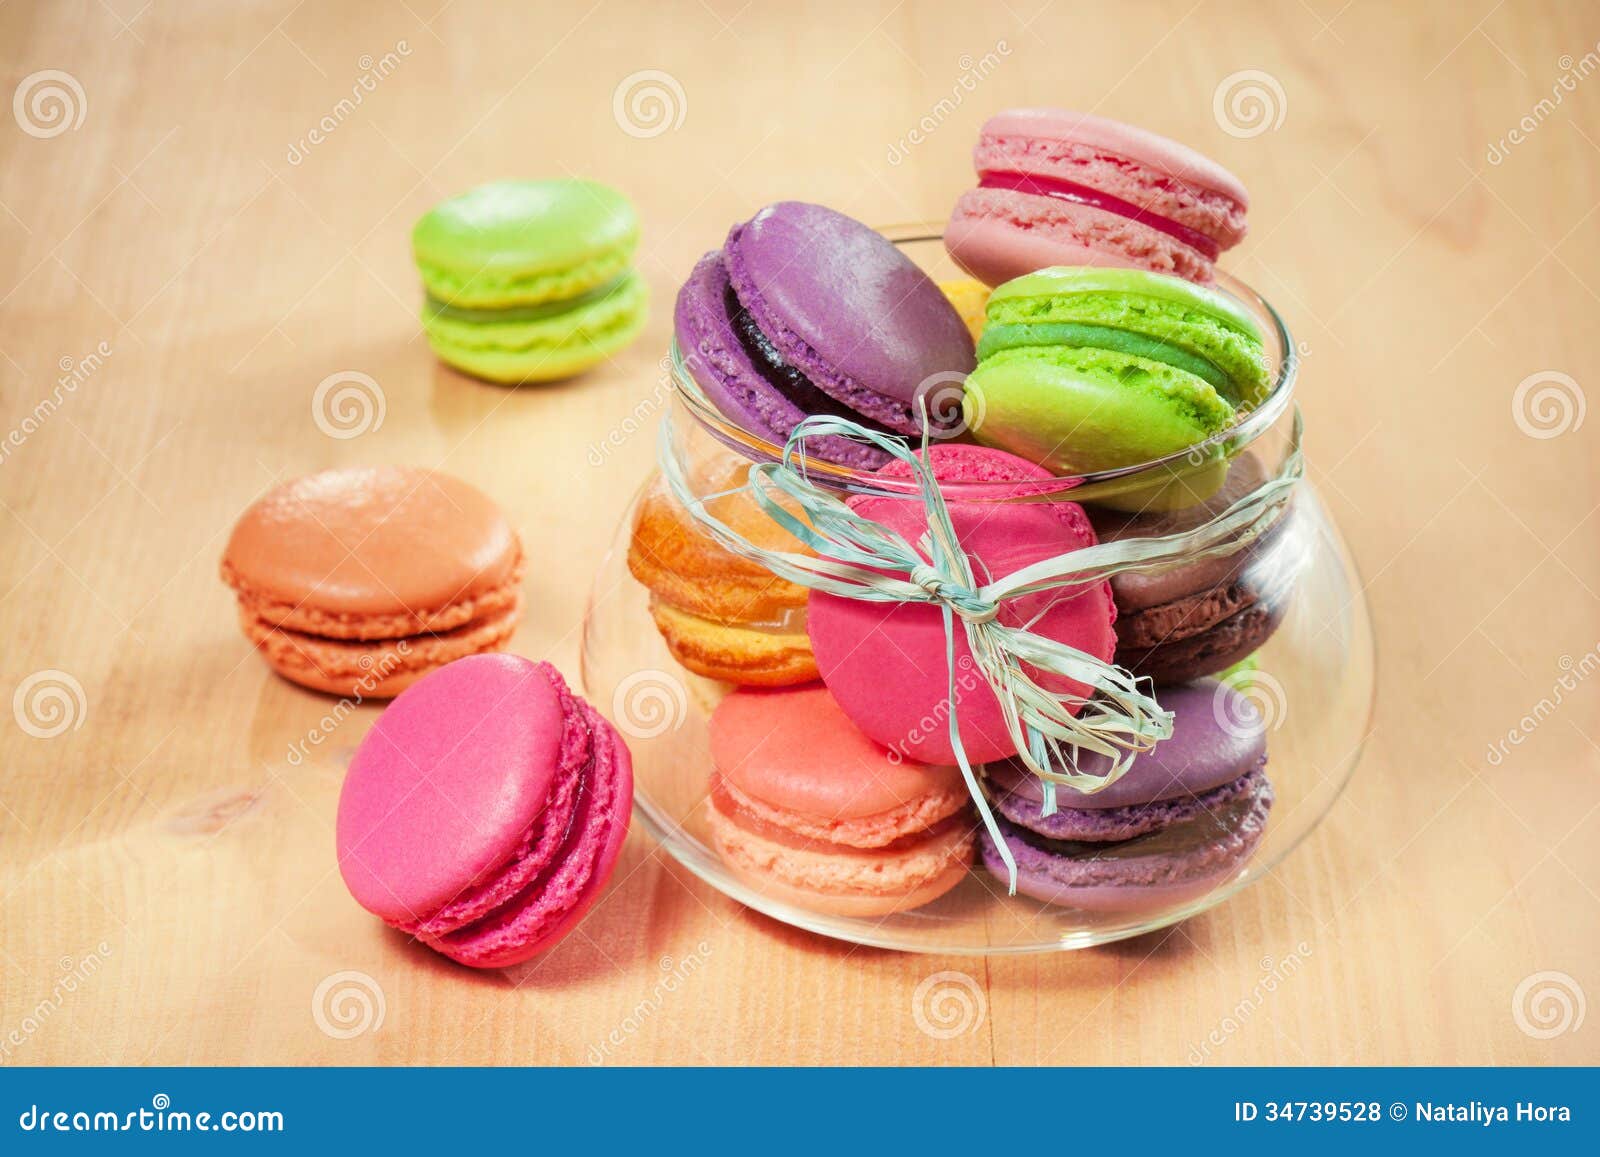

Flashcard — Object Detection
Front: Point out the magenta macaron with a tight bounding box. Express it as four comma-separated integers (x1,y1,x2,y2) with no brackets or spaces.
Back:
946,108,1249,286
335,654,632,968
807,444,1116,766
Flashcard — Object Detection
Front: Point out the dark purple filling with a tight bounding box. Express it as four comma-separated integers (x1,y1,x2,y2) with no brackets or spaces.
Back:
723,285,901,436
1007,768,1270,862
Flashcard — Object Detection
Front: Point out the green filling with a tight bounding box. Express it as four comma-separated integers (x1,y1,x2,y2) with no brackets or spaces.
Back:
978,322,1232,397
985,291,1269,410
425,273,631,324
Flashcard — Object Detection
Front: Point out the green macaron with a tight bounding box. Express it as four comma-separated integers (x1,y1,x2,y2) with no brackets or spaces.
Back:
962,268,1267,476
412,179,648,383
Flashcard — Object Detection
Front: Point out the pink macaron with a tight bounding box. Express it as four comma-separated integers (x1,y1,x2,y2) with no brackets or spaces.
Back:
807,444,1117,766
706,684,974,916
335,654,632,968
946,108,1249,286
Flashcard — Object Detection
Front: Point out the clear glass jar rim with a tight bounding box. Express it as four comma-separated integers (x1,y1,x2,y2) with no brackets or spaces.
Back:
667,222,1299,492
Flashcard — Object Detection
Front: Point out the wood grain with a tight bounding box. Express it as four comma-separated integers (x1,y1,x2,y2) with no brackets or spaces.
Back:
1,0,1597,1065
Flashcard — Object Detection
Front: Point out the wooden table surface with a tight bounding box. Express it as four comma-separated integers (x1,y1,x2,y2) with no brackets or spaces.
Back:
3,0,1597,1066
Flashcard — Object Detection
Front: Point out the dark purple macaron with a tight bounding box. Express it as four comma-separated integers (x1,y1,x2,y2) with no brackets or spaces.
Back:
980,678,1273,912
1089,454,1303,684
674,202,976,468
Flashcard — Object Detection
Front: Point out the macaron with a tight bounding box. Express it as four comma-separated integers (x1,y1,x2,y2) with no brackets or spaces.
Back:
674,202,976,469
221,466,524,697
938,277,990,343
807,444,1116,766
946,108,1249,286
706,684,974,916
1089,453,1299,683
962,267,1267,476
413,179,648,383
336,655,632,967
979,678,1272,912
626,453,818,685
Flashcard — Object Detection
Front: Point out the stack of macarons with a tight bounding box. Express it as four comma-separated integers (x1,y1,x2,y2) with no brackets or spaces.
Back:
979,678,1271,910
946,108,1249,287
643,108,1294,919
220,466,524,698
627,452,818,686
412,179,649,383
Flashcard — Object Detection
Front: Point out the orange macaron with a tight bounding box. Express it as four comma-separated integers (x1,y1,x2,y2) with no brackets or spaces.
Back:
626,454,816,686
221,466,524,698
706,684,975,916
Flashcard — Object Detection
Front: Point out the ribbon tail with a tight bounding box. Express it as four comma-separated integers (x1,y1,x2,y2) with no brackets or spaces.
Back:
940,603,1014,894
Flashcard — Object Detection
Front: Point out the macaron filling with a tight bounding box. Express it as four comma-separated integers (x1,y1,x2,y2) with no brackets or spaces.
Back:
722,284,899,434
977,321,1234,397
993,760,1269,844
429,700,627,965
979,169,1221,260
424,272,633,324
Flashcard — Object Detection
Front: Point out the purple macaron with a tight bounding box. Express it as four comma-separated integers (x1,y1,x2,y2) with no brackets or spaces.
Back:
980,678,1273,913
674,202,976,469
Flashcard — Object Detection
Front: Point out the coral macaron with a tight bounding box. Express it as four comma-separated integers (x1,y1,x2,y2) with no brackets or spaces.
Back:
221,466,524,698
707,684,974,916
336,655,632,967
947,108,1249,286
807,445,1116,766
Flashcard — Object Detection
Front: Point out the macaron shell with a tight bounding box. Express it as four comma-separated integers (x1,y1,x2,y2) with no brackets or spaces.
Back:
972,107,1248,211
674,250,891,470
336,654,566,924
241,595,522,699
412,179,639,307
981,770,1273,913
423,271,648,384
709,684,967,821
808,445,1116,766
993,764,1268,843
947,193,1214,287
963,345,1234,474
987,678,1267,811
222,466,523,627
707,799,972,917
430,701,633,967
647,597,818,686
724,202,975,417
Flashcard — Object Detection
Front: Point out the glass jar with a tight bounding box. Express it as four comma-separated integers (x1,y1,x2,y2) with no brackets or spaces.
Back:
583,227,1375,954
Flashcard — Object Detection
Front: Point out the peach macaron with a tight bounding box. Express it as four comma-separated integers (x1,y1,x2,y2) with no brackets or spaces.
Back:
706,684,974,916
221,465,524,697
